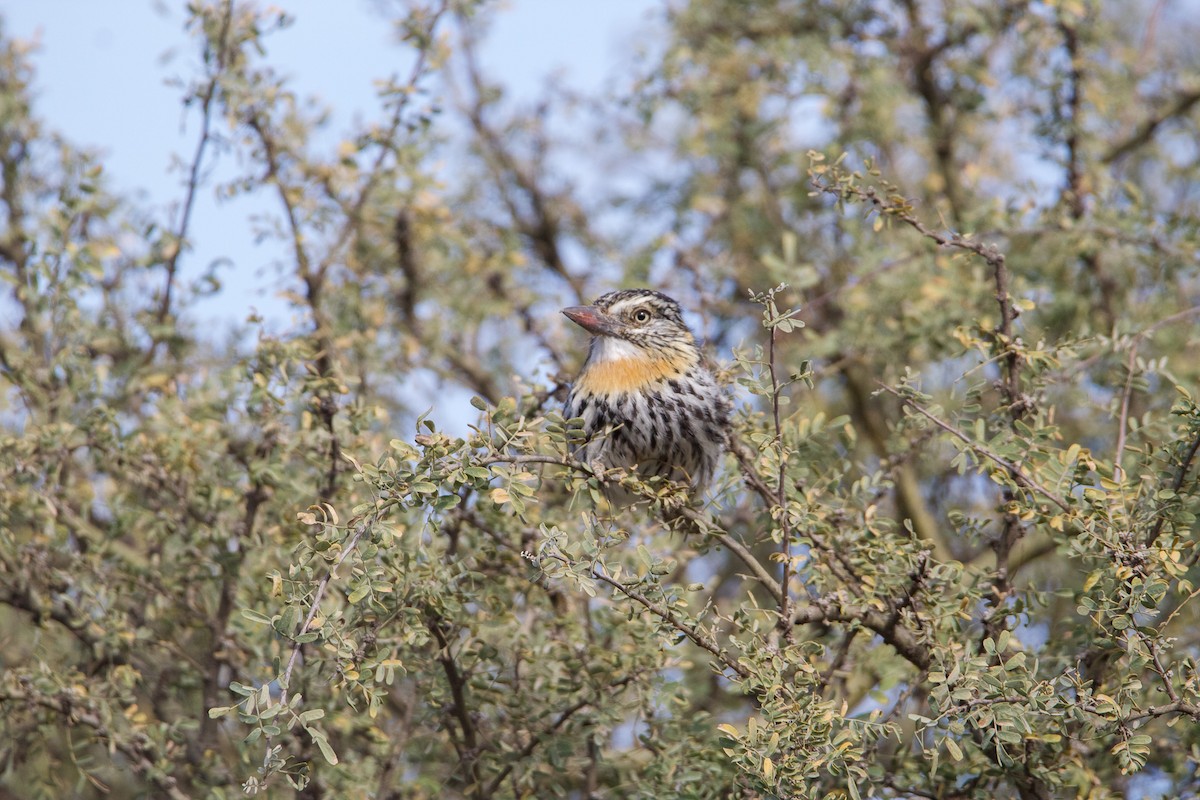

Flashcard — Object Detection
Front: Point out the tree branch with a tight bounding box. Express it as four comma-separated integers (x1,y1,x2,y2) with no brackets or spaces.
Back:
766,318,796,645
1114,305,1200,483
1145,429,1200,549
793,599,930,671
1103,85,1200,164
425,608,483,791
590,567,750,680
878,384,1070,513
480,672,640,797
156,0,234,329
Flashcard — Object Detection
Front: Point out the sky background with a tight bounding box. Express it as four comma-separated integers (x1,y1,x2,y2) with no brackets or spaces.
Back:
1,0,659,330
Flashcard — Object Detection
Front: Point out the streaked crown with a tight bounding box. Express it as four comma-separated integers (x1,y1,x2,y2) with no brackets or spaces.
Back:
565,289,696,350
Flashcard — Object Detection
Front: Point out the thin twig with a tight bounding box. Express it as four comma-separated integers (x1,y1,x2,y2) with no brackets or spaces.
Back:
1144,634,1181,705
279,522,370,693
767,323,796,643
879,384,1070,513
1145,431,1200,549
728,436,781,504
1103,84,1200,164
591,567,750,680
156,0,234,329
1113,305,1200,482
676,506,782,602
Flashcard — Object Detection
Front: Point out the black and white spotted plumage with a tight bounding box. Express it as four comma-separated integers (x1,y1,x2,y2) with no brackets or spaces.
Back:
562,290,731,493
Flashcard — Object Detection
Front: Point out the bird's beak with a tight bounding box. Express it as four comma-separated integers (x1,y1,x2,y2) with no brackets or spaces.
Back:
562,305,621,336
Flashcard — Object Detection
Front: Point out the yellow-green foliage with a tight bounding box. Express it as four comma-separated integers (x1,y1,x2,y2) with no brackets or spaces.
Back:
3,2,1200,798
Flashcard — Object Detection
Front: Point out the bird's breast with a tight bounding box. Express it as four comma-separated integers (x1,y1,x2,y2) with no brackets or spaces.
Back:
572,355,690,397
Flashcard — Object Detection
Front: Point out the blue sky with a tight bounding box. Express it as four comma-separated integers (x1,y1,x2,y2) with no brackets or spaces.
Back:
2,0,658,330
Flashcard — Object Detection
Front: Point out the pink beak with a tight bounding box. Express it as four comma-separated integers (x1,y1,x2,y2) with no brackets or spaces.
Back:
562,305,621,336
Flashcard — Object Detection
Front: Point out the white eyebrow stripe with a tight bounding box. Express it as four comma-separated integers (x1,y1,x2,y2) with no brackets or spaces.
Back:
606,297,643,315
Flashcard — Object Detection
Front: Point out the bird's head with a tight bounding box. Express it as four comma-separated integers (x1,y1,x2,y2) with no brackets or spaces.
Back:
563,290,700,393
563,289,697,352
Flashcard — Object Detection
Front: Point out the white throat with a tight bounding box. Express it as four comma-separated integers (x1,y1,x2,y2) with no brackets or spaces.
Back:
588,336,645,364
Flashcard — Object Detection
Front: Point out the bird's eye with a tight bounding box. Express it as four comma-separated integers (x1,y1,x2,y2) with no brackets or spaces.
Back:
632,309,652,323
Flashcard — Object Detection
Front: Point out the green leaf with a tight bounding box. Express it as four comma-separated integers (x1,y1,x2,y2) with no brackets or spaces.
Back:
276,605,298,636
434,494,462,510
242,608,274,625
308,727,339,765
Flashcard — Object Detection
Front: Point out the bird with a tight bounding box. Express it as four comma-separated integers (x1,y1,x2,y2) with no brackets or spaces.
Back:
562,289,731,499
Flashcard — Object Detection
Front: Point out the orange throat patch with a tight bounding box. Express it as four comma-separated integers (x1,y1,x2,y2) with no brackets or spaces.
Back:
574,354,692,396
